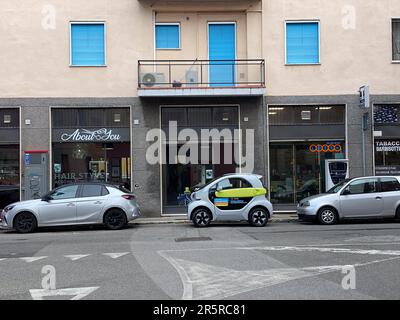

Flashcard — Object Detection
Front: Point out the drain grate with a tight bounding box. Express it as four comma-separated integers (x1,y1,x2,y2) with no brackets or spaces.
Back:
175,236,212,242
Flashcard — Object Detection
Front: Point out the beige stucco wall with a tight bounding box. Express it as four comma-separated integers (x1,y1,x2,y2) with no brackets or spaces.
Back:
264,0,400,95
1,0,400,97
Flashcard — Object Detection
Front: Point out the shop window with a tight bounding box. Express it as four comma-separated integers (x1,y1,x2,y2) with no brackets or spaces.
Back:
374,105,398,124
161,108,187,127
213,107,238,126
286,21,320,64
155,23,180,49
392,19,400,61
52,108,130,128
319,106,345,123
70,23,106,66
0,109,19,128
188,108,212,127
269,105,345,125
380,178,400,192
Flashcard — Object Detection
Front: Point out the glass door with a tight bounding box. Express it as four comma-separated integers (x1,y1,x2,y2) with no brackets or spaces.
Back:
294,144,320,203
270,144,295,204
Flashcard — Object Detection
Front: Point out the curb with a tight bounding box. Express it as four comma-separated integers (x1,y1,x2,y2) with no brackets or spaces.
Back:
131,216,299,225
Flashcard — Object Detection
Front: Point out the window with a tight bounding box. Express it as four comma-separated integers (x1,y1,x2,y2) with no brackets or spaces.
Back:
286,21,320,64
81,184,105,197
392,19,400,61
50,185,79,200
374,105,398,124
71,23,106,66
380,178,400,192
345,179,378,195
155,23,180,49
217,178,252,190
268,105,345,125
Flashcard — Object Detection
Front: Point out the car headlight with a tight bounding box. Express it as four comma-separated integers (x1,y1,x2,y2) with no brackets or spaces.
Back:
302,201,311,207
4,205,15,213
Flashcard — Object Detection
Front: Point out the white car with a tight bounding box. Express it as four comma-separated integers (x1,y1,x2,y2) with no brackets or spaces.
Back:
297,176,400,225
0,183,141,233
188,173,273,227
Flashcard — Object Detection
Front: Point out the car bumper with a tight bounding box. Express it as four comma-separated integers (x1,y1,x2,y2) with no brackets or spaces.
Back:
127,206,141,221
0,216,11,230
297,207,317,221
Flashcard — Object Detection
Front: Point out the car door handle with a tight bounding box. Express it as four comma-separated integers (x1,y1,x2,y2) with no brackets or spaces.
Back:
67,203,75,207
375,197,382,200
94,201,103,205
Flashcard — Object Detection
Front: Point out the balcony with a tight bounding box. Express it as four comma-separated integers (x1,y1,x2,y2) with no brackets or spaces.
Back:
137,59,265,97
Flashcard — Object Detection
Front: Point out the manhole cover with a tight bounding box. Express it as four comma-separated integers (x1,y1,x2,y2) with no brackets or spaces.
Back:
175,236,212,242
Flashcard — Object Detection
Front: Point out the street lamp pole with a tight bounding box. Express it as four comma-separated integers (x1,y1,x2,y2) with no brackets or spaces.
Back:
359,85,370,176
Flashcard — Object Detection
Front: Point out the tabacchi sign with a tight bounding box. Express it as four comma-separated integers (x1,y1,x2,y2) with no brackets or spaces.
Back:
61,128,121,142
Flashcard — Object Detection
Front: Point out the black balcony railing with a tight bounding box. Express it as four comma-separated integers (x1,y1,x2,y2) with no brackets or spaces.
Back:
138,59,265,89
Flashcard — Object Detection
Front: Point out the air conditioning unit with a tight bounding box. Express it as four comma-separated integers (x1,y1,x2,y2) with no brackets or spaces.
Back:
185,70,198,87
140,73,165,87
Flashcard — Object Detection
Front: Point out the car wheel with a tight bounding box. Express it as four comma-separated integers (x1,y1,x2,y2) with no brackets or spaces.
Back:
249,208,269,227
395,206,400,222
192,208,212,227
14,212,37,233
104,209,128,230
317,207,338,225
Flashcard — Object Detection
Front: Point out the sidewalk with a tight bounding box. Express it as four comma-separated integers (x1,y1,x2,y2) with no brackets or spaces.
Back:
132,213,298,225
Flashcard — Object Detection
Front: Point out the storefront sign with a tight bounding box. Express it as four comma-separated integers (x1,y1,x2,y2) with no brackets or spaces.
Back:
52,128,130,143
375,140,400,152
309,144,342,153
61,128,121,142
375,166,400,175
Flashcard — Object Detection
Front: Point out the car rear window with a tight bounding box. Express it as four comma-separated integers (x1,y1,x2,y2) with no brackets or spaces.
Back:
81,184,104,197
380,178,400,192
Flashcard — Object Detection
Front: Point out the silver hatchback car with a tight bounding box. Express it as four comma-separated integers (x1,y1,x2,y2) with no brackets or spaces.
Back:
0,183,141,233
297,176,400,225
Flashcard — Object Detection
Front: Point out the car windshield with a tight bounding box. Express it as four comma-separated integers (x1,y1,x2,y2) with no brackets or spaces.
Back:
326,179,351,193
191,177,220,192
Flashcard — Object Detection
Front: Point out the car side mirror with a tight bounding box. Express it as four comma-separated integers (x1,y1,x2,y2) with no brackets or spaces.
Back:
41,195,50,202
341,189,350,196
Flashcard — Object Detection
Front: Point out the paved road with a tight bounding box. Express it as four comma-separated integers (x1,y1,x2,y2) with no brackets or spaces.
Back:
1,220,400,300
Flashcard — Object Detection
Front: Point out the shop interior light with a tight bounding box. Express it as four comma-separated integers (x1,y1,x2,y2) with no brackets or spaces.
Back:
269,112,277,115
114,113,121,123
319,106,333,110
269,107,284,111
102,143,114,150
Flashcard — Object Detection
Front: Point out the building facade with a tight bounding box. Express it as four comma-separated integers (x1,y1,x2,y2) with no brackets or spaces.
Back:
1,0,400,215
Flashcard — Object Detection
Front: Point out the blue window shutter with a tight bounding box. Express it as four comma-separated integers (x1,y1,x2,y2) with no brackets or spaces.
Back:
208,24,236,86
71,24,105,66
156,25,180,49
286,22,319,64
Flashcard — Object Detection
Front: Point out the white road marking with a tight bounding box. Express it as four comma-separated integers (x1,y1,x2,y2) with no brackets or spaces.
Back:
248,246,400,256
345,235,400,243
64,254,91,261
30,287,99,300
20,256,47,263
102,252,129,259
159,252,398,300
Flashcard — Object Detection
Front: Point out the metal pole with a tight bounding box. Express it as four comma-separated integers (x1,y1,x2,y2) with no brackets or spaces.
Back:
362,122,366,176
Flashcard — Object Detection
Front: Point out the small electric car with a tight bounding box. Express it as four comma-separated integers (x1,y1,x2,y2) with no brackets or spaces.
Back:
188,173,273,227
